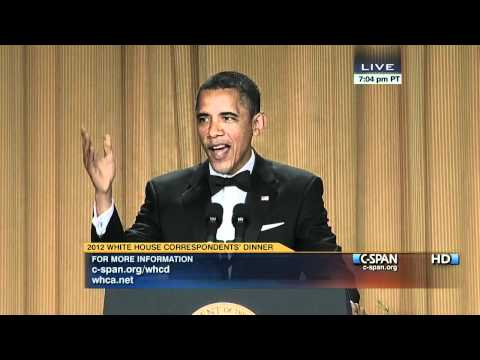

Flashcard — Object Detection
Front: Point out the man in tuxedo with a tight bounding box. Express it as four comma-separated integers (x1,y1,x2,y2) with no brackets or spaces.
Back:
81,71,362,312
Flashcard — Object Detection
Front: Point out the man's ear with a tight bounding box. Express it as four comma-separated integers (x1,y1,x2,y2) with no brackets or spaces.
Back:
252,112,267,136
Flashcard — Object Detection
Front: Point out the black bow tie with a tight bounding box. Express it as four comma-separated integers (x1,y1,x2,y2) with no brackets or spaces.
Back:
209,171,251,195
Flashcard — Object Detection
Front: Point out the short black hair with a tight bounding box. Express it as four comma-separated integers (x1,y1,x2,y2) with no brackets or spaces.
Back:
195,71,261,118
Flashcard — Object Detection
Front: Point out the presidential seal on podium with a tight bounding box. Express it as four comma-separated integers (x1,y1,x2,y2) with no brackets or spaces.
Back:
192,302,255,315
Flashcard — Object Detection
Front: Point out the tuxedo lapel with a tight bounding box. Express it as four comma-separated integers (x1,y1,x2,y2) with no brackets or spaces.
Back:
244,152,279,242
181,161,210,242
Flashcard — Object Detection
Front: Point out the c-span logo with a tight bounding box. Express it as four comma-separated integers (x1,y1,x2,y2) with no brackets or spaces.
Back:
192,302,255,315
352,253,399,272
354,48,402,85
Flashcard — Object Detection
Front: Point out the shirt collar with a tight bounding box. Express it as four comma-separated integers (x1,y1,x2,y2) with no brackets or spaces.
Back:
209,149,255,178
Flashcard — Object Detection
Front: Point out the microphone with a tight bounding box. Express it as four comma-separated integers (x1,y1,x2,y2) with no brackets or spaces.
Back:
232,203,249,242
205,202,223,242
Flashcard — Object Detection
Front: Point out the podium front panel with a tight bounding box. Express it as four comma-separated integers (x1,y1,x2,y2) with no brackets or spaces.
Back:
104,288,351,315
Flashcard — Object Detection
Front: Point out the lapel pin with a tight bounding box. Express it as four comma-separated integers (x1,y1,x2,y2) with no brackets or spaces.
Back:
261,195,269,201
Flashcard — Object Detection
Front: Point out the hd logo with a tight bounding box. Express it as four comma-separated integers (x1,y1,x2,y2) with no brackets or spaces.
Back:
431,253,460,265
352,253,399,272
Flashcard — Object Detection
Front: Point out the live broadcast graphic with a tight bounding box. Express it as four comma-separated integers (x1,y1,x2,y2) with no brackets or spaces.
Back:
353,47,402,85
85,242,460,289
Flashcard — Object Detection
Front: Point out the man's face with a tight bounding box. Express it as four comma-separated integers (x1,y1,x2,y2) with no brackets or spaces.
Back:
196,88,262,175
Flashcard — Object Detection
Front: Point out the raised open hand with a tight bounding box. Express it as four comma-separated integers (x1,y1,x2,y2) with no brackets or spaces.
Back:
81,128,115,214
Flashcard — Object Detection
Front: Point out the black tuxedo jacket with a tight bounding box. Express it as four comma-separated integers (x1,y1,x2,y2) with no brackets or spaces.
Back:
91,152,359,304
92,152,339,251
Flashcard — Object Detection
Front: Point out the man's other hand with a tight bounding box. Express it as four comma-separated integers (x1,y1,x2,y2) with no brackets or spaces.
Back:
351,301,367,315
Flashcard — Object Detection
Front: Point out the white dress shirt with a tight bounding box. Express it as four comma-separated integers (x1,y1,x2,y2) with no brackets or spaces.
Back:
92,150,255,242
209,150,255,241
